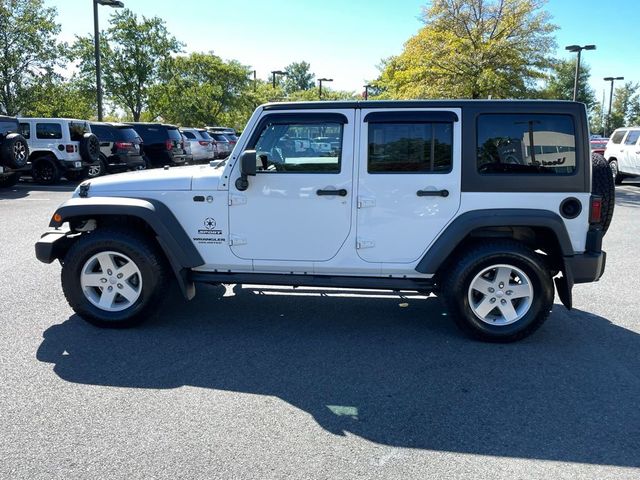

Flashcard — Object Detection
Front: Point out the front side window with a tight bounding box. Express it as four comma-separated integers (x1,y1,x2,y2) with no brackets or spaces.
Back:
477,114,576,174
368,122,453,173
36,123,62,140
251,121,343,173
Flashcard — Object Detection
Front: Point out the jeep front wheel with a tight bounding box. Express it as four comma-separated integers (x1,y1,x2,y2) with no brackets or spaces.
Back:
61,229,169,328
442,240,554,342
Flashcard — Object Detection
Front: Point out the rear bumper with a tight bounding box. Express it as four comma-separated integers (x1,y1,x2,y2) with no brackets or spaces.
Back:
565,251,606,283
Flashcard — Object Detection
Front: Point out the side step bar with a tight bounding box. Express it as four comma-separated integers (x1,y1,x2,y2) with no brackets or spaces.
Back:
190,272,436,292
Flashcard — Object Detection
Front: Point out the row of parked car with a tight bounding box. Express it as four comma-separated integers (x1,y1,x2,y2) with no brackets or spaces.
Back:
0,116,238,186
591,129,640,184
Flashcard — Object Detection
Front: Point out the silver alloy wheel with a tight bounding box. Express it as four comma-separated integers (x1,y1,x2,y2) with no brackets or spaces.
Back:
467,264,534,326
88,162,103,177
610,160,618,180
13,141,27,162
80,251,143,312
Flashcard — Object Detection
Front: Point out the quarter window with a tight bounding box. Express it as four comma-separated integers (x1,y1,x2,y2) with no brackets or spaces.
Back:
610,130,626,144
36,123,62,140
19,123,30,139
477,114,576,174
251,121,343,173
368,122,453,173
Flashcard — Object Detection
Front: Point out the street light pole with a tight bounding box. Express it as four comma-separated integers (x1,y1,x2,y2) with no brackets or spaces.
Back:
565,44,596,102
93,0,124,121
604,76,624,137
363,84,372,100
318,78,333,100
271,70,286,89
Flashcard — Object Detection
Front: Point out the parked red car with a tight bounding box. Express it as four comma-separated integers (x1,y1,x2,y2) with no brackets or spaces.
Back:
590,139,608,156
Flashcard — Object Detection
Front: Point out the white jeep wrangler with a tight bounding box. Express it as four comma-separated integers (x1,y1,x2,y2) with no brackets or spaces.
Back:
36,101,613,342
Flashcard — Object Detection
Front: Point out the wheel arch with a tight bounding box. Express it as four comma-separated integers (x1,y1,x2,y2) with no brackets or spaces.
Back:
43,197,204,299
416,209,574,274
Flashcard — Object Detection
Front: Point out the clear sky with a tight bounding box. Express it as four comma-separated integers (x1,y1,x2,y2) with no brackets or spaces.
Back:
49,0,638,100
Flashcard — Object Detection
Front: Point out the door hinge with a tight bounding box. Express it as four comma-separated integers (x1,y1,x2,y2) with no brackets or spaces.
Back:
229,194,246,206
229,234,247,246
356,238,375,249
357,197,376,208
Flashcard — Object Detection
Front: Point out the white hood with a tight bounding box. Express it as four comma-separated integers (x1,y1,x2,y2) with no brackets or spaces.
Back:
77,165,222,194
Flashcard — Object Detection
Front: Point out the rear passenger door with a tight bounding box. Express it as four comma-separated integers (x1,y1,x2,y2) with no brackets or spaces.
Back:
622,130,640,174
356,109,462,263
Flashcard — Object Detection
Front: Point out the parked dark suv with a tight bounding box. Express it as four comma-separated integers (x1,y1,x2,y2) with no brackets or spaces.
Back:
89,122,145,175
0,115,29,187
127,123,186,167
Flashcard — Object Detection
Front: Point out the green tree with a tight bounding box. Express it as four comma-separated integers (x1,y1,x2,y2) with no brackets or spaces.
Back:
22,75,95,119
148,52,255,129
608,82,639,131
589,101,606,137
72,9,183,121
376,0,557,99
0,0,66,115
539,59,596,108
283,61,315,94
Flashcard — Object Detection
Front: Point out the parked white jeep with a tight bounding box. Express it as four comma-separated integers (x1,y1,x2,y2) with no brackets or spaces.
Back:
36,101,613,342
18,118,100,184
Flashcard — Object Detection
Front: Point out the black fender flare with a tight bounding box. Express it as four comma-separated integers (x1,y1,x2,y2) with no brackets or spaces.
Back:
415,209,575,274
47,196,204,299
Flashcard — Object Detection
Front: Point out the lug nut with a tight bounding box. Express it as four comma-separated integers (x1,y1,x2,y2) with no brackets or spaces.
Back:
100,278,107,283
506,290,513,296
488,287,495,293
490,298,496,303
501,299,507,305
108,286,113,291
117,283,123,289
498,282,504,288
117,273,123,279
107,269,113,275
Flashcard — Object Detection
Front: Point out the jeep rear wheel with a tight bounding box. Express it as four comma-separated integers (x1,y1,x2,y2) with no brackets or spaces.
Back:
32,156,61,185
442,240,554,342
61,229,169,328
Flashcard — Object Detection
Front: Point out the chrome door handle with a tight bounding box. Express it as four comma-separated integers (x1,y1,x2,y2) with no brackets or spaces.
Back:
417,189,449,197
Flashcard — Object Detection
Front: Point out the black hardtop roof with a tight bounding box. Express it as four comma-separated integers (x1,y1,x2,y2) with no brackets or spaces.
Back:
262,99,583,111
91,121,137,129
0,115,18,123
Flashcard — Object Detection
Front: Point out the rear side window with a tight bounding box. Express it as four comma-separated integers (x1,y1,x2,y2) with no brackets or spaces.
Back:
211,133,228,141
19,123,30,139
623,130,640,145
610,130,627,144
116,127,139,141
36,123,62,140
182,131,196,139
69,121,89,141
91,124,114,141
368,122,453,173
477,114,576,174
199,131,212,140
166,128,182,141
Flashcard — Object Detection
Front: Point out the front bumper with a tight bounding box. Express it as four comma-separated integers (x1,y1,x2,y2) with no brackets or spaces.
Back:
35,230,74,264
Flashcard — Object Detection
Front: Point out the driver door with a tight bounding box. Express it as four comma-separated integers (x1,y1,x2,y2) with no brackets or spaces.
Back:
228,110,355,263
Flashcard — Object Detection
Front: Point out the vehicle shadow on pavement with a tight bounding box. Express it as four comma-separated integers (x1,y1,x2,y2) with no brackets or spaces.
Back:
37,284,640,467
616,183,640,208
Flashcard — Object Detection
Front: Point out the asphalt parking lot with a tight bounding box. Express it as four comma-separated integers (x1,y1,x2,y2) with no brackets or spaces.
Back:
1,180,639,480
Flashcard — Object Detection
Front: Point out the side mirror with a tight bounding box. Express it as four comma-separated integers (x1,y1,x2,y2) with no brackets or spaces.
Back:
235,150,256,191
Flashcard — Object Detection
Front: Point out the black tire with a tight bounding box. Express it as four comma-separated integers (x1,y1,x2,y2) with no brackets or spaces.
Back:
32,156,61,185
608,159,623,185
0,134,29,169
79,133,100,163
64,169,86,182
86,156,106,178
0,172,21,188
592,153,615,235
441,240,554,343
61,229,169,328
